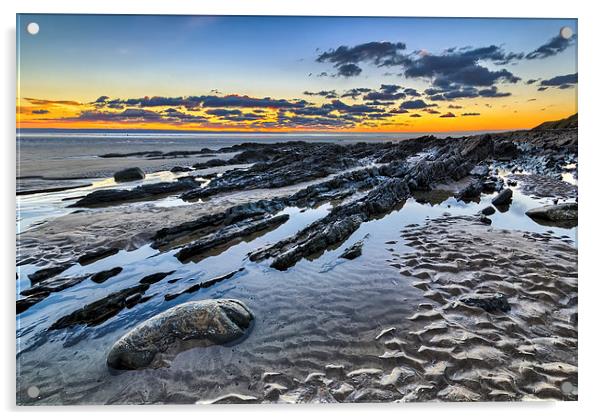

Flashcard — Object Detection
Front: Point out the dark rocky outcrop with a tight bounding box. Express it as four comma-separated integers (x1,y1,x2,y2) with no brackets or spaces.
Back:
176,214,290,262
114,167,145,182
481,206,496,216
78,247,119,265
70,178,200,207
182,144,362,201
90,267,123,284
139,271,176,285
106,299,254,370
456,180,484,202
164,269,244,301
250,179,410,270
28,263,74,285
50,284,150,329
170,166,193,173
17,275,89,314
339,240,364,260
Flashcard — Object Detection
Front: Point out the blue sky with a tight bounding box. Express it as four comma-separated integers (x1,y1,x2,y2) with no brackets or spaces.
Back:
17,15,578,131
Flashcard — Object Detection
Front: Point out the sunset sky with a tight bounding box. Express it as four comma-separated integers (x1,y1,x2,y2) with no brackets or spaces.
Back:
16,14,577,132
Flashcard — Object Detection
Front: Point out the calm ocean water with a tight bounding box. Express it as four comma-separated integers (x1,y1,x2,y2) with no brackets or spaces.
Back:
16,129,498,163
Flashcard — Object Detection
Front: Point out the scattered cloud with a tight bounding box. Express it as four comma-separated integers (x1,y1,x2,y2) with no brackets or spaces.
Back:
399,99,437,109
526,34,576,60
539,73,577,89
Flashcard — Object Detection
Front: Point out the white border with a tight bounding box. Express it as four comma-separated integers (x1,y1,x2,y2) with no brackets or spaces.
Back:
2,0,600,418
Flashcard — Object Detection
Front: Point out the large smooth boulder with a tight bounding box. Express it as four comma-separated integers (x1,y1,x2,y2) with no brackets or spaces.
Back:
526,203,578,223
106,299,254,370
114,167,145,182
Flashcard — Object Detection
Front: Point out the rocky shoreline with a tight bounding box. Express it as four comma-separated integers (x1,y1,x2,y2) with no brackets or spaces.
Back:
16,120,578,404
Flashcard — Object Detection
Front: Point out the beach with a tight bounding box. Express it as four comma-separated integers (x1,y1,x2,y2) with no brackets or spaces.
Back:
16,121,578,404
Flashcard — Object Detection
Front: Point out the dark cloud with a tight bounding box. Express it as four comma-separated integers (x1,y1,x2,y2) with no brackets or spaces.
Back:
403,88,421,97
76,108,163,122
526,34,576,60
403,46,521,88
409,113,422,118
424,109,441,114
540,73,577,88
461,112,480,116
364,100,395,106
439,112,456,118
526,79,539,85
337,63,362,77
399,99,437,109
316,41,407,77
448,104,463,109
25,98,81,106
200,95,307,109
94,96,109,103
303,90,339,99
93,94,308,110
363,84,406,101
31,109,50,115
327,100,385,114
341,88,372,99
205,108,243,117
121,96,197,108
477,86,512,97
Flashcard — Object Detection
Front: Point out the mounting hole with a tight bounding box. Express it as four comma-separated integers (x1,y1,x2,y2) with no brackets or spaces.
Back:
27,22,39,35
560,26,573,40
27,385,40,398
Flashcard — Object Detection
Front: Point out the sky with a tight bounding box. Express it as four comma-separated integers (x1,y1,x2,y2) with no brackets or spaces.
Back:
16,14,578,132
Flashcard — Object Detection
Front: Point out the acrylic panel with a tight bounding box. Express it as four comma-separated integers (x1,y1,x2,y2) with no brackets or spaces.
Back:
16,14,578,405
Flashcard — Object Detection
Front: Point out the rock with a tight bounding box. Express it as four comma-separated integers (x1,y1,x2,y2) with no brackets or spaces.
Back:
481,206,496,216
78,247,119,265
90,267,123,284
28,263,74,285
70,178,199,207
479,215,492,225
507,179,518,186
50,284,150,329
170,166,193,173
526,203,577,222
251,179,410,271
460,293,510,312
455,180,484,202
491,188,513,206
106,299,254,370
175,214,290,262
339,239,364,260
164,269,244,301
114,167,145,182
124,293,143,309
139,271,175,285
